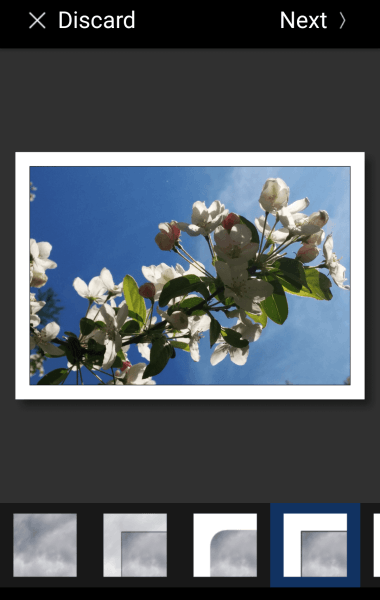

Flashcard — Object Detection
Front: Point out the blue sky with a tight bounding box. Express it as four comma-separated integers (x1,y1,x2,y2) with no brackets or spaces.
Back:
30,165,350,385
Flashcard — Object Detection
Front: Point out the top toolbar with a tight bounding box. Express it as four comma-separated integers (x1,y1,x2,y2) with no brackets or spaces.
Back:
2,8,374,48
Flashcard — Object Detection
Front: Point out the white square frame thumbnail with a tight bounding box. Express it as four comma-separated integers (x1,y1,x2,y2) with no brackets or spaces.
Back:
103,514,167,577
283,513,347,577
193,513,257,577
374,514,380,577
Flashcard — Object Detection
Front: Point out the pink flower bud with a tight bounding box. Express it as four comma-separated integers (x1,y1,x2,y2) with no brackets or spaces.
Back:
30,271,48,288
159,220,181,239
121,360,132,372
222,213,240,231
139,282,156,299
168,221,181,241
296,244,320,263
155,231,175,251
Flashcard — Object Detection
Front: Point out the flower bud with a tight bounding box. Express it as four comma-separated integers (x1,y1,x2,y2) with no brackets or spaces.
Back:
303,229,325,246
259,178,289,213
155,221,181,251
139,282,156,299
222,213,240,231
308,210,329,228
121,360,132,372
296,244,320,263
167,311,188,330
155,231,175,251
167,221,181,241
30,271,48,288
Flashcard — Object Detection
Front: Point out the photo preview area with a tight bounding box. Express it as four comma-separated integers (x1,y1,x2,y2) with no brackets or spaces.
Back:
19,154,363,399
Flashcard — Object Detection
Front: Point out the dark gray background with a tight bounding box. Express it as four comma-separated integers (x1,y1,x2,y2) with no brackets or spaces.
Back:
6,49,375,503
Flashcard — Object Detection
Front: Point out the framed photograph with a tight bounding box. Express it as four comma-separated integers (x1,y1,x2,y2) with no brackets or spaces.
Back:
18,152,364,399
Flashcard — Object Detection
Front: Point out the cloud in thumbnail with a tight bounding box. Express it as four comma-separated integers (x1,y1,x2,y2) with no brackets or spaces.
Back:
13,513,77,577
121,532,167,577
301,531,347,577
210,530,257,577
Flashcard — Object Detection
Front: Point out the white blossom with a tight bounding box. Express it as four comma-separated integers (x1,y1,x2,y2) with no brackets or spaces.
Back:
215,262,273,314
307,210,329,228
214,224,259,266
142,261,206,301
30,239,57,272
90,303,129,369
30,322,65,356
177,200,228,236
169,313,211,362
277,207,322,238
73,275,107,303
30,352,45,377
30,297,46,327
210,320,262,366
30,182,37,202
30,239,57,287
303,229,325,246
111,362,156,385
323,234,350,290
99,268,123,297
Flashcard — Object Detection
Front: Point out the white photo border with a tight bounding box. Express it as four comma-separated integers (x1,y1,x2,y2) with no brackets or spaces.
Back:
283,513,347,577
17,152,364,400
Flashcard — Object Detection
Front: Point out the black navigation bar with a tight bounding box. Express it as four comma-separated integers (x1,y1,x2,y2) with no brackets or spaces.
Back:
0,8,373,48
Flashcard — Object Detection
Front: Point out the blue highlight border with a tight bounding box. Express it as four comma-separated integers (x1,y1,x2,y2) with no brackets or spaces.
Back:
270,503,361,587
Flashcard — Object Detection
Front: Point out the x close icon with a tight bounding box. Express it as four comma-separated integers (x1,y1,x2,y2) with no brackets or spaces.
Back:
29,12,46,29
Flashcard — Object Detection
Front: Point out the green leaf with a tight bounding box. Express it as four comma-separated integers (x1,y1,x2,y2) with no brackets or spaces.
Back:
263,241,275,254
158,275,209,308
239,215,260,244
260,276,288,325
80,317,97,336
284,268,333,301
85,338,106,365
170,341,190,352
128,310,144,324
67,337,84,363
271,257,309,292
111,349,126,369
37,368,68,385
123,275,147,324
168,296,206,317
64,331,77,338
94,321,106,330
246,307,268,328
210,317,221,348
87,338,105,354
143,337,173,378
221,328,249,348
200,276,216,286
120,320,141,335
